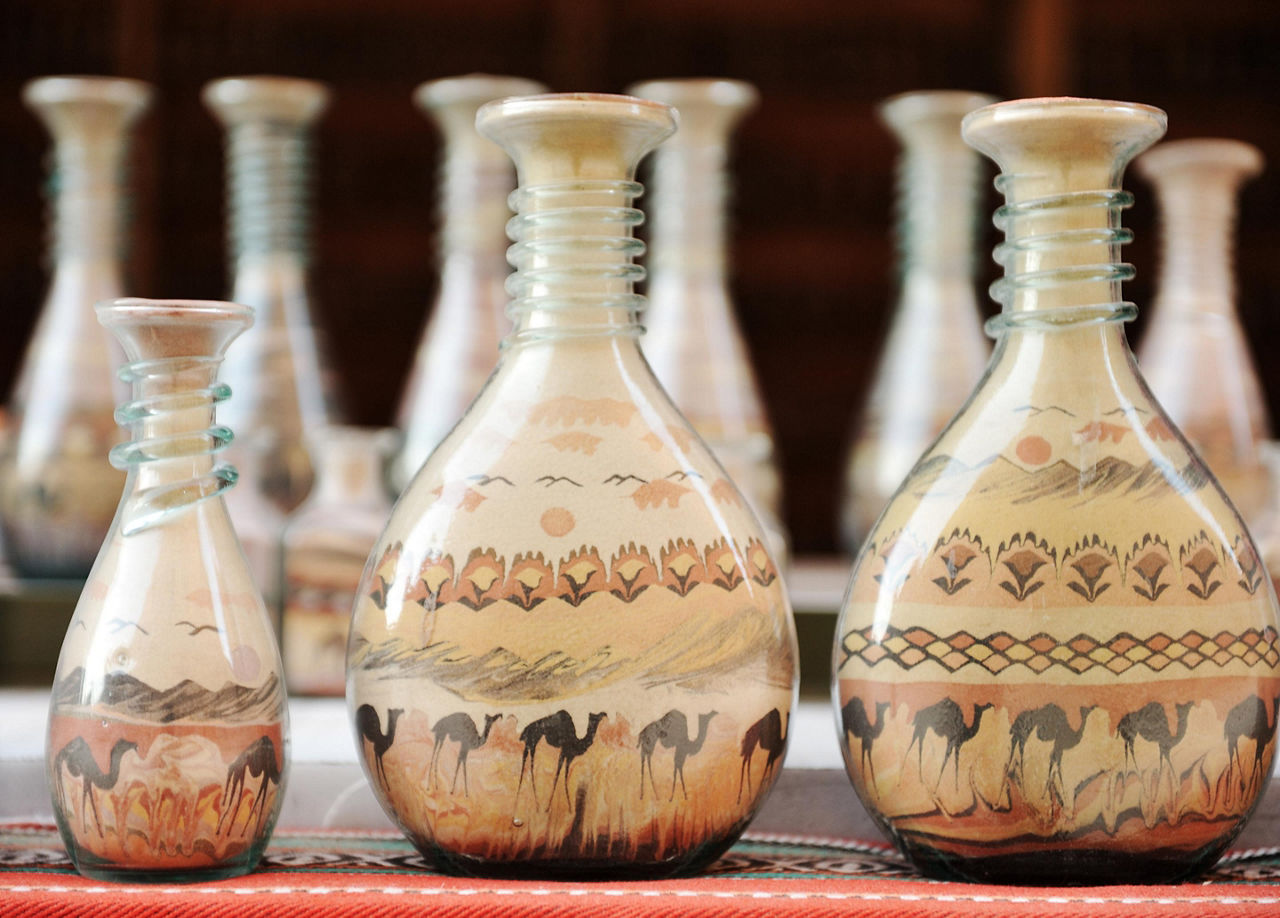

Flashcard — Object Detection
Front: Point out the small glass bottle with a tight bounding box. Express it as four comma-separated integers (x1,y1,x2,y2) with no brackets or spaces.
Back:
391,75,548,493
833,98,1280,885
282,425,395,696
1136,139,1270,520
627,79,788,563
204,76,339,513
348,93,797,879
47,298,287,882
840,90,995,553
0,77,152,578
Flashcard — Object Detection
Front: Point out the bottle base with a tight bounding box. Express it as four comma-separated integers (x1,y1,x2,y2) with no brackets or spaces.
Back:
65,854,263,884
901,841,1225,886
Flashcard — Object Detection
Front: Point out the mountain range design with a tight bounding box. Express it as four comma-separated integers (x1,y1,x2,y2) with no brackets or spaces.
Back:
907,453,1209,505
53,668,283,723
352,607,790,702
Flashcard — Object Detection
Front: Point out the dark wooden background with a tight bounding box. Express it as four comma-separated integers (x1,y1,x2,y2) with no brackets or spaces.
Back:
0,0,1278,555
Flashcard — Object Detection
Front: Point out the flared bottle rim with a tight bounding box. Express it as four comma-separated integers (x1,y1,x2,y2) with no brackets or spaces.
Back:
96,297,255,328
878,89,1000,126
414,74,550,111
477,92,677,135
1135,137,1264,180
203,75,330,123
626,78,759,111
22,75,153,111
963,96,1167,135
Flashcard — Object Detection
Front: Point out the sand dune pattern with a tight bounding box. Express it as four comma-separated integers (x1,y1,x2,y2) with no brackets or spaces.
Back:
54,669,283,724
368,536,778,614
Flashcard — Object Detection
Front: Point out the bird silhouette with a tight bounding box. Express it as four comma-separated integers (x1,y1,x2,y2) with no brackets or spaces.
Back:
175,620,221,636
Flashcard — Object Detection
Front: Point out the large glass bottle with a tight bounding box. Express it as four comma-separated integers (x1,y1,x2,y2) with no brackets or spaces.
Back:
282,425,395,696
1136,139,1270,521
833,98,1280,885
840,90,995,554
626,79,788,562
348,93,797,879
0,77,152,578
47,298,287,882
204,76,338,513
390,74,547,493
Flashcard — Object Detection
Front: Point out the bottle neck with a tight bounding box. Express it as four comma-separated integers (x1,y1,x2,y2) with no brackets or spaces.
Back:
311,442,388,506
896,140,981,280
437,145,515,264
226,120,313,266
646,143,729,278
110,356,235,536
48,134,128,266
1151,173,1240,318
503,179,646,347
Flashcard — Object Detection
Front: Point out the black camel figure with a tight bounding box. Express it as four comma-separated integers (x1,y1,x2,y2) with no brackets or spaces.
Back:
904,698,994,790
52,737,137,836
217,735,281,836
430,712,502,795
1004,704,1095,802
355,704,402,792
737,708,789,802
842,698,890,788
1223,694,1278,796
517,709,607,811
638,709,718,801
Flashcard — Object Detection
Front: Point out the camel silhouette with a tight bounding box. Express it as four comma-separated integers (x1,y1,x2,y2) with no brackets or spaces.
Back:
842,698,890,788
1118,700,1193,777
1005,704,1095,802
430,712,502,795
638,709,718,801
52,737,137,836
1223,694,1277,796
355,704,402,792
904,698,994,790
737,708,789,802
217,735,281,836
517,710,607,811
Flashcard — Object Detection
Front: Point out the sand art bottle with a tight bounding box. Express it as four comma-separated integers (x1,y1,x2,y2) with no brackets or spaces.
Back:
833,98,1280,884
205,77,338,512
1136,139,1269,522
47,299,287,882
391,75,547,493
840,90,994,554
348,93,797,879
282,426,395,695
0,77,151,578
627,79,788,564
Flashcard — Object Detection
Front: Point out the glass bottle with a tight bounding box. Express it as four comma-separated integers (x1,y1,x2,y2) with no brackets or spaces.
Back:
833,98,1280,885
1136,139,1270,521
0,77,152,579
204,76,338,513
390,74,548,493
626,79,788,563
47,298,287,882
348,93,798,879
839,90,995,554
282,425,395,696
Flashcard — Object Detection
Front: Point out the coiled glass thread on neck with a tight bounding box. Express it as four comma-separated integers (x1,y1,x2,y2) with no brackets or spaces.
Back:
110,355,237,536
985,180,1139,336
502,179,647,346
226,120,312,263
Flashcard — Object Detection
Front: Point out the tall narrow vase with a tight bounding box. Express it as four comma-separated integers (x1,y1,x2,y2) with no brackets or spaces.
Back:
1136,139,1270,521
204,77,338,513
840,90,994,554
390,75,547,493
627,79,787,562
348,93,797,879
832,98,1280,885
47,299,287,882
0,77,151,578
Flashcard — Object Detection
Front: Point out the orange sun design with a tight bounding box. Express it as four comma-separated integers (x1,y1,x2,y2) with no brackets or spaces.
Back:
540,507,576,537
1015,435,1052,466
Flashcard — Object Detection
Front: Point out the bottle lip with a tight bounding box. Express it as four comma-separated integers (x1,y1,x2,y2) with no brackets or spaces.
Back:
203,76,330,123
96,297,255,327
477,92,677,134
626,78,759,111
22,75,153,111
963,96,1167,134
1135,137,1265,180
879,89,999,125
414,74,549,111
